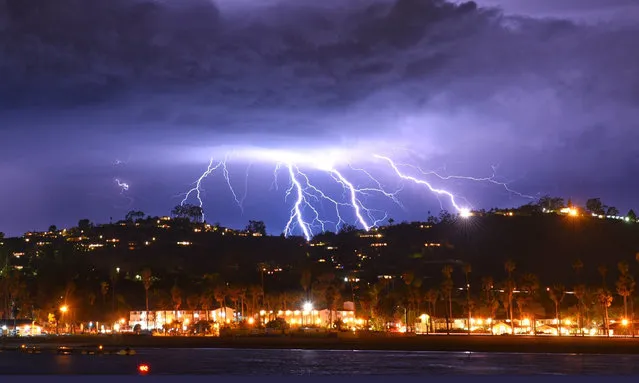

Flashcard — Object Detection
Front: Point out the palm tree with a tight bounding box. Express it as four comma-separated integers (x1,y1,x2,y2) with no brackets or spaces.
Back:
248,285,263,316
141,268,152,329
572,259,584,335
228,287,240,323
504,260,516,324
548,284,565,336
214,286,227,323
463,263,472,335
441,265,454,334
300,269,312,302
616,261,634,319
573,284,587,336
598,265,608,288
100,281,109,307
171,283,182,325
597,288,613,336
425,289,438,318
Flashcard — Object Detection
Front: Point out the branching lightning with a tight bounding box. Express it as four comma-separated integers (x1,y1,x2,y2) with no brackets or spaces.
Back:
181,149,531,241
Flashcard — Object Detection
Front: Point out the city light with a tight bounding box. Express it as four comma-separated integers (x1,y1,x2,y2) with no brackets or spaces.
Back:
60,305,68,313
303,302,314,312
138,363,150,375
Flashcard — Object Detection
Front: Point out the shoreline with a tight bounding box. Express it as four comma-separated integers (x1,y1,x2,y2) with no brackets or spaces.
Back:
3,334,639,355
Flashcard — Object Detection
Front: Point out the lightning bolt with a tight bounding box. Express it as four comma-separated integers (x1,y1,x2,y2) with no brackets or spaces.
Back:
114,178,134,209
180,157,245,221
374,155,468,213
283,164,313,240
181,158,224,221
403,163,535,200
115,179,129,193
183,150,532,240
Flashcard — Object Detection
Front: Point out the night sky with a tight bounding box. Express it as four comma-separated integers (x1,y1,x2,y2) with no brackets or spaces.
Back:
1,0,638,237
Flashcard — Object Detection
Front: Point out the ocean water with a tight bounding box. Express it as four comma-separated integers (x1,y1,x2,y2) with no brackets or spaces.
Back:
1,348,639,375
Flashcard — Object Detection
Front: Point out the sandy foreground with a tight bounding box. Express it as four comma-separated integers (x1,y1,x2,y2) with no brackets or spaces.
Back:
1,333,639,354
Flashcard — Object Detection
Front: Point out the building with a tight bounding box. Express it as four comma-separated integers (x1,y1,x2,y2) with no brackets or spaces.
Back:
0,319,44,336
129,308,235,330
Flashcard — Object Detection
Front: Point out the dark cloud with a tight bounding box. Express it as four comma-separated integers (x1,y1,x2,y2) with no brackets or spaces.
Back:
1,0,638,235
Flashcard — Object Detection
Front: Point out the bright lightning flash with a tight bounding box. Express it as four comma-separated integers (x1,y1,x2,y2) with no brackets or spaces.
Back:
115,179,129,193
181,149,529,240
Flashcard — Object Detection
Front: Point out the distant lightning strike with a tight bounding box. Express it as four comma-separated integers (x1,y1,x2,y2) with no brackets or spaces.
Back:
114,178,134,209
373,155,467,213
182,150,529,240
181,158,224,221
401,162,535,200
115,179,129,193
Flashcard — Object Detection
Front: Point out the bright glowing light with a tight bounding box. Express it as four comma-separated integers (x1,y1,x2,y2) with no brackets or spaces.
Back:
115,179,129,192
622,319,629,326
182,148,530,239
303,302,313,312
138,363,150,374
59,305,68,313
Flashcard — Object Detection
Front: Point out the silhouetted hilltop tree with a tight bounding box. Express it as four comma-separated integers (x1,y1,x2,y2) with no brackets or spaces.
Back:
171,204,203,222
125,210,145,222
586,198,604,215
245,220,266,236
538,195,565,211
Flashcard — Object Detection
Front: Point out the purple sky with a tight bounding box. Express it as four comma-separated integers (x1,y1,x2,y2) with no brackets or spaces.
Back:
1,0,638,237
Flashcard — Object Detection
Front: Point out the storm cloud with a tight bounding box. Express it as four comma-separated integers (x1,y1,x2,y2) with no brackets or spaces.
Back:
1,0,638,234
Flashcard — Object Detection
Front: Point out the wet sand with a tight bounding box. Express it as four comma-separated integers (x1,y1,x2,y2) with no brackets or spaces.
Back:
2,334,639,354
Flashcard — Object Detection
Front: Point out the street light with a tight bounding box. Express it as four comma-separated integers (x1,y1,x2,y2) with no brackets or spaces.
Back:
303,302,313,326
59,305,69,335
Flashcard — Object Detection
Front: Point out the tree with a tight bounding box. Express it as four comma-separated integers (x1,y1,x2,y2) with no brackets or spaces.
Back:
615,261,635,320
606,206,620,216
141,268,152,329
504,260,516,324
597,265,608,289
628,209,637,222
548,284,565,336
425,289,438,333
77,219,92,232
463,263,472,335
338,224,358,234
572,258,585,335
441,265,454,334
538,195,565,211
300,269,312,301
125,210,145,222
100,282,109,307
171,204,203,222
48,225,57,233
597,288,613,336
171,283,183,319
586,198,605,215
245,220,266,236
573,284,587,336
